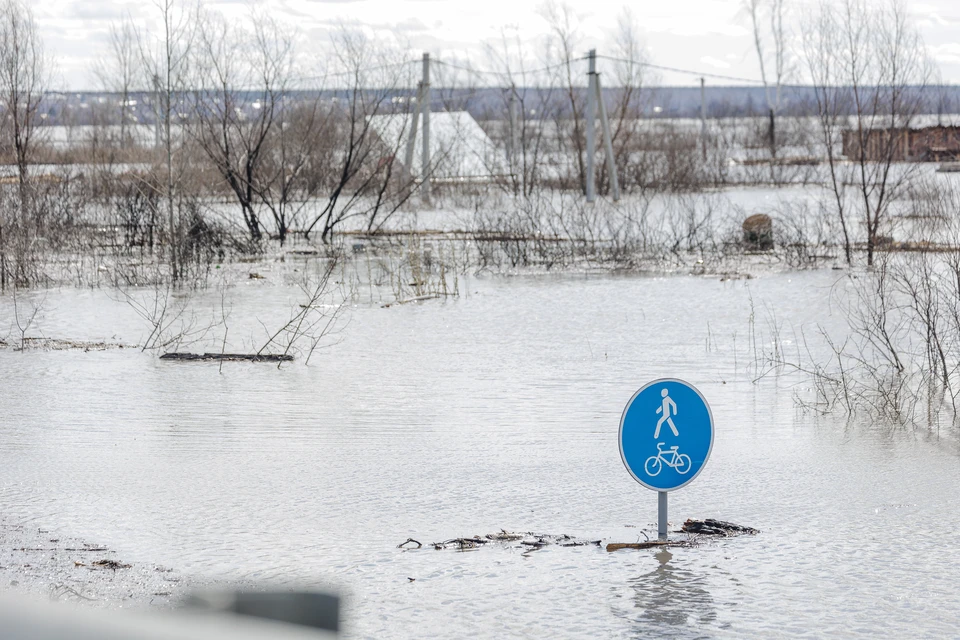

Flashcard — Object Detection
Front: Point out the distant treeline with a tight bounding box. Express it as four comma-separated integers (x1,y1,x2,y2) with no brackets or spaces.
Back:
32,85,960,127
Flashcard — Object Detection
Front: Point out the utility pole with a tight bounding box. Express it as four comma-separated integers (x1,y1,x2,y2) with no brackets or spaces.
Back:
508,86,519,196
403,84,424,188
594,72,620,201
585,49,597,203
769,107,776,158
153,73,162,149
421,52,431,204
700,77,707,162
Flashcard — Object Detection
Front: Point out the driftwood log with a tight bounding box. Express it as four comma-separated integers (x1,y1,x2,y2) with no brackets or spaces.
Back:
606,540,693,552
160,352,293,362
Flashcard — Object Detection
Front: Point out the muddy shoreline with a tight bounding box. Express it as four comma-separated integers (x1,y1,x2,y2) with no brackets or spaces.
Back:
0,517,196,608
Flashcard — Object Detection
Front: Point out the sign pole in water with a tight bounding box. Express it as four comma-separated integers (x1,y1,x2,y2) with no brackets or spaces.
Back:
658,491,668,541
619,379,714,541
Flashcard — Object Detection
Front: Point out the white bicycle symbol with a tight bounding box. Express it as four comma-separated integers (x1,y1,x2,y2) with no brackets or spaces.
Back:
644,442,692,476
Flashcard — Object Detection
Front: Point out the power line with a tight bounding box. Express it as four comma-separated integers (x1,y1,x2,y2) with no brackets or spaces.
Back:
433,57,590,80
432,59,500,77
229,52,776,91
437,54,773,87
290,59,420,83
596,54,766,85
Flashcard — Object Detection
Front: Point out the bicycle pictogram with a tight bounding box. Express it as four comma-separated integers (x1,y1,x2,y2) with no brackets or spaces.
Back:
644,442,692,476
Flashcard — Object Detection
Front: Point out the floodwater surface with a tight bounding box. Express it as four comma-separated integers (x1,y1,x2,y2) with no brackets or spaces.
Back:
1,270,959,638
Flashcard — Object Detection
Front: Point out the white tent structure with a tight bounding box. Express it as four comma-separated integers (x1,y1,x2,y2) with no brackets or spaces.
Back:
367,111,506,182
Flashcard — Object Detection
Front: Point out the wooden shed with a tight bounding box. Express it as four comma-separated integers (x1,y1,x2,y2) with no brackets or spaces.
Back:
842,125,960,162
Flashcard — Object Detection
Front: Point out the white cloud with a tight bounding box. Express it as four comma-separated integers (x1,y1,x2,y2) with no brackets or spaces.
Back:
700,56,732,70
29,0,960,89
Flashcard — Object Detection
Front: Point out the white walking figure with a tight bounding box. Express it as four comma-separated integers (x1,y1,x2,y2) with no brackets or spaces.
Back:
654,388,679,438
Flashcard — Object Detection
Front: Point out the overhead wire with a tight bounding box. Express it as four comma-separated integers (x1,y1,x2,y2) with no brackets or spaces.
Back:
595,54,767,85
289,59,421,84
432,56,590,84
280,53,775,90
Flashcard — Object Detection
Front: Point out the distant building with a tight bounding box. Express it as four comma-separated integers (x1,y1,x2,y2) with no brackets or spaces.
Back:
842,124,960,162
367,111,505,181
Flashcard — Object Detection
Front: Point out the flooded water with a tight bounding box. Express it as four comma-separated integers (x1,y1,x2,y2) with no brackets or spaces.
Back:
2,270,959,638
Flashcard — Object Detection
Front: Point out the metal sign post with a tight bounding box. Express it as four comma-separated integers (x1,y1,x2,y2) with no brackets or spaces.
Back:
658,491,668,541
619,378,714,541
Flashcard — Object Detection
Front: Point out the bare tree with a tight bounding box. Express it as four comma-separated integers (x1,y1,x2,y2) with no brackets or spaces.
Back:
803,0,931,266
746,0,789,158
600,8,651,195
482,28,557,197
190,7,290,243
301,26,412,243
0,0,46,189
95,16,140,150
0,0,50,290
137,0,196,281
541,1,587,193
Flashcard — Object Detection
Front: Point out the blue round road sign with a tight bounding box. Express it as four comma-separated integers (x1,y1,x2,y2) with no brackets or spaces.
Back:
619,378,714,492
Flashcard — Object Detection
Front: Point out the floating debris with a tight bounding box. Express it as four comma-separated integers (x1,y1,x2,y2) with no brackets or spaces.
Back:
411,522,757,556
414,530,602,552
606,540,696,552
381,294,448,308
91,559,132,570
433,537,487,550
0,338,127,352
160,352,293,362
485,530,524,542
681,518,759,536
397,538,422,549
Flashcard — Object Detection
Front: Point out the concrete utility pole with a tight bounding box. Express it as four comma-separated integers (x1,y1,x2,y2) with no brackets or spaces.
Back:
700,77,707,162
507,85,517,174
153,73,162,149
403,83,423,186
421,52,431,204
585,49,597,202
594,73,620,201
507,85,526,195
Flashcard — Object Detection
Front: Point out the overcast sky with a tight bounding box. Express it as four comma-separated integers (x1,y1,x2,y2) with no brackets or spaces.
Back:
34,0,960,91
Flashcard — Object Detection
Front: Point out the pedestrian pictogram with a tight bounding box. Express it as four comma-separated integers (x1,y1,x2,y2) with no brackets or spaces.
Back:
654,388,679,438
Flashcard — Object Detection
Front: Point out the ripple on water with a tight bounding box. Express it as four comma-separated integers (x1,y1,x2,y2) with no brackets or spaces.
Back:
1,272,960,637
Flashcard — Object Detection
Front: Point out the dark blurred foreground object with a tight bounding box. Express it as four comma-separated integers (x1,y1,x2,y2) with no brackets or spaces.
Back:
183,591,339,632
0,590,339,639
